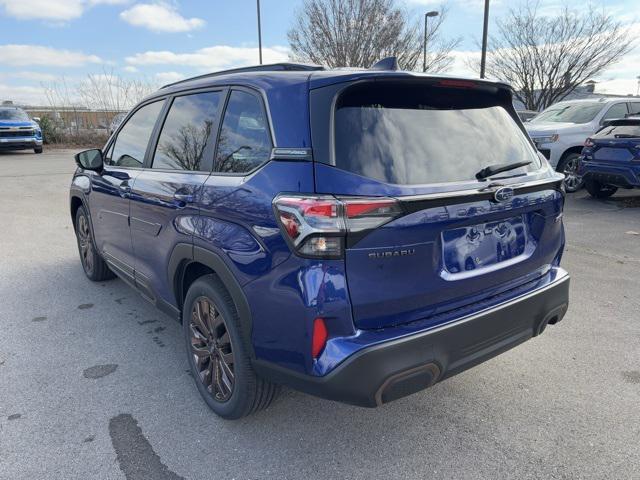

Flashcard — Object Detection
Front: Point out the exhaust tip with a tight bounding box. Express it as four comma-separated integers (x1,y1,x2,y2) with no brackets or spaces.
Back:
375,363,441,406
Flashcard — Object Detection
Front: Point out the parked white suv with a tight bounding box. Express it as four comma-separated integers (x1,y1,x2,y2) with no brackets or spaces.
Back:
526,98,640,192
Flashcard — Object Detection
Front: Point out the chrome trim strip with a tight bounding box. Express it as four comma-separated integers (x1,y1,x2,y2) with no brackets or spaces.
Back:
395,176,563,203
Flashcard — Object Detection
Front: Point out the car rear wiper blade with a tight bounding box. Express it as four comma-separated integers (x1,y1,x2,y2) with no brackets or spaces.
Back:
475,161,532,180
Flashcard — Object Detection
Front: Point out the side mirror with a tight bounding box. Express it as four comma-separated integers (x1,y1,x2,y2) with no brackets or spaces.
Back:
32,117,41,123
75,149,104,171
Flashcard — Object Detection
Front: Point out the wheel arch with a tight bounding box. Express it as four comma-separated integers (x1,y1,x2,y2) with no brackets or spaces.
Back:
70,195,84,228
169,244,254,357
558,146,583,167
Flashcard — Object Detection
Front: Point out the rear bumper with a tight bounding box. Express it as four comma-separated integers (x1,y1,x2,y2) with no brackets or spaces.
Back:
580,163,640,188
255,268,570,407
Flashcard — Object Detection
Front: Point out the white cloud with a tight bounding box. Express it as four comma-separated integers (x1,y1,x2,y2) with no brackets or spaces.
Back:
0,83,47,105
155,71,186,84
405,0,501,8
0,0,127,21
0,45,101,67
126,45,289,70
123,65,138,73
120,2,205,33
0,0,83,20
0,71,59,82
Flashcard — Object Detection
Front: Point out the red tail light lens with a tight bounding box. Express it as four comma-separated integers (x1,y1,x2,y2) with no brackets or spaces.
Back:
273,194,402,258
311,317,328,358
343,198,403,232
437,79,477,89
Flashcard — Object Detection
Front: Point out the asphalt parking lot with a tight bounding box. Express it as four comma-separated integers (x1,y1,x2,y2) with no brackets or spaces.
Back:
1,149,639,480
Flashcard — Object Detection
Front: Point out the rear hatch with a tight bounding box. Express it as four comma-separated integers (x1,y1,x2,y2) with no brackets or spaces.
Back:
587,120,640,163
310,77,565,330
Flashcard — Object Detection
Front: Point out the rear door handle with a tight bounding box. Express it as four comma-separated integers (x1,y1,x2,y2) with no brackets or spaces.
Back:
173,193,194,202
173,193,194,204
119,184,131,198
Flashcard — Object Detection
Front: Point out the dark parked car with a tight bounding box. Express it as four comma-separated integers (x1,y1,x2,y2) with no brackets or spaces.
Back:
70,60,570,419
0,106,43,153
579,117,640,198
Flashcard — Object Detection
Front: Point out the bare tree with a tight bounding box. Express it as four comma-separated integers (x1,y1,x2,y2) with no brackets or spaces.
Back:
482,2,634,110
77,68,156,113
43,77,83,138
288,0,460,72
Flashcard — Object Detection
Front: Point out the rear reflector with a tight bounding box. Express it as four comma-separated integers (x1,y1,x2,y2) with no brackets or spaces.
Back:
311,318,328,358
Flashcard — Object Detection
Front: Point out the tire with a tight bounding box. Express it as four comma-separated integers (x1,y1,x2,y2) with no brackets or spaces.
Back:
74,206,115,281
557,153,584,193
183,275,279,419
34,146,43,154
585,179,618,199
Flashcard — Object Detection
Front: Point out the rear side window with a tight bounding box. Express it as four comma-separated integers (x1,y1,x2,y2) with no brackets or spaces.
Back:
602,103,629,123
628,103,640,116
595,122,640,138
108,100,163,168
333,82,539,185
152,91,222,171
215,90,272,174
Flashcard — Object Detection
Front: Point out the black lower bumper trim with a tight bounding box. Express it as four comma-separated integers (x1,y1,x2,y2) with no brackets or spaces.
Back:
254,270,570,407
583,171,635,189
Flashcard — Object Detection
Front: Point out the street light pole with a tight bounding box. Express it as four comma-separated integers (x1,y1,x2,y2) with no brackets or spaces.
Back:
257,0,263,65
423,11,439,73
480,0,490,78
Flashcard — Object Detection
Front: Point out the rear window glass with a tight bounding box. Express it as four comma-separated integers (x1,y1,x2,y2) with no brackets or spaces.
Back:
333,83,540,185
595,123,640,138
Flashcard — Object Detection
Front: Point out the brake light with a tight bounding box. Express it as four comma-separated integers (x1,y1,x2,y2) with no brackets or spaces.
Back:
273,194,402,258
311,317,328,359
437,79,477,89
584,138,595,147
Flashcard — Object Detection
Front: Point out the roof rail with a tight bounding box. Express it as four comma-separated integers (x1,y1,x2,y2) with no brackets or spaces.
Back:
161,62,325,89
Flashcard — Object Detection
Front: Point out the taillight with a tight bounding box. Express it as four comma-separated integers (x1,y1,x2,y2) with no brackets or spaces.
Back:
436,79,477,89
584,138,595,147
273,194,402,258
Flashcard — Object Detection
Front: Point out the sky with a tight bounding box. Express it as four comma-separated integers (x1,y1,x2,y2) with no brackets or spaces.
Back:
0,0,638,106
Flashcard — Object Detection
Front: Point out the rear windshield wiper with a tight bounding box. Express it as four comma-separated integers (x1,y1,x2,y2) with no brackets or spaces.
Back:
476,161,532,180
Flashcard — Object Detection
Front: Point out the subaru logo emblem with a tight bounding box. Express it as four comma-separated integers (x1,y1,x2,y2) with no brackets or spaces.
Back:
494,187,514,203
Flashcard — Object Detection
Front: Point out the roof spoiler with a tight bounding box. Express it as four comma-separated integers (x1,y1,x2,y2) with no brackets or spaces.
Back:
369,57,399,71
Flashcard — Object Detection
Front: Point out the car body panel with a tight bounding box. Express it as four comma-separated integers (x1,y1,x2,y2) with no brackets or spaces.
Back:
69,66,570,406
0,117,42,151
579,127,640,188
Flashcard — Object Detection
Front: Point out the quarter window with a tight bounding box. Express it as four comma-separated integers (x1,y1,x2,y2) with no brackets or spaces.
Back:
152,92,222,171
629,103,640,116
602,103,629,123
215,90,272,174
107,100,163,167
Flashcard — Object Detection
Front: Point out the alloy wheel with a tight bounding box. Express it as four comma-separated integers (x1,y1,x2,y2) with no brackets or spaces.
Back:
77,214,94,274
562,156,583,192
189,297,235,402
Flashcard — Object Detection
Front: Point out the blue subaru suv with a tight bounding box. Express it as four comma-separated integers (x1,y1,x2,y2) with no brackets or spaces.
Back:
0,106,43,153
70,61,570,419
579,117,640,198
